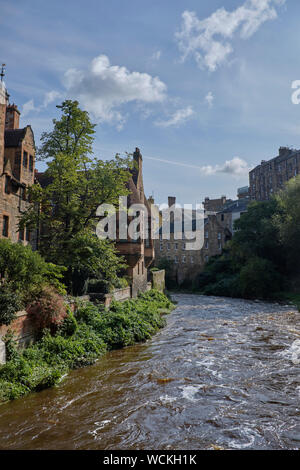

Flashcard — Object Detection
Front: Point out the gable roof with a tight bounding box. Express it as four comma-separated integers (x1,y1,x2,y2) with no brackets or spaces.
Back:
4,128,27,147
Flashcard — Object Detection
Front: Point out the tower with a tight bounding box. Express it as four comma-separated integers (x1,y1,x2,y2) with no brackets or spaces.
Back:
0,80,8,173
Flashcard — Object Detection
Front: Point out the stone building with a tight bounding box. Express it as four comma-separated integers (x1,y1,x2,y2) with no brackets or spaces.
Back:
115,148,155,297
249,147,300,201
154,196,230,285
216,196,250,235
0,80,35,244
202,195,232,212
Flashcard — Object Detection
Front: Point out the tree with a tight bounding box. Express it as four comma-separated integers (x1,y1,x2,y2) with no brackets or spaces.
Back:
21,100,131,292
274,175,300,274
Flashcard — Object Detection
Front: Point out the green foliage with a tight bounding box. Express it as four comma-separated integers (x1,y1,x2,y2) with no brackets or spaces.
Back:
0,239,66,304
0,290,174,403
196,199,287,300
0,287,23,326
274,175,300,274
21,100,132,294
59,309,78,337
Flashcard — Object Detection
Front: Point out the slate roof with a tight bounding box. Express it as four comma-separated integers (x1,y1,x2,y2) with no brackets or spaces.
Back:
4,128,27,147
220,198,250,214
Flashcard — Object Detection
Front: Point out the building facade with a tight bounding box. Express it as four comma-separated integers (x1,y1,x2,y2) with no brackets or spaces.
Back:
0,81,35,244
115,148,155,297
154,196,231,285
249,147,300,201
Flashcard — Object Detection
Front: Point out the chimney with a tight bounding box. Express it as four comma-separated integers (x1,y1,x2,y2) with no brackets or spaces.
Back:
168,196,176,208
6,104,20,129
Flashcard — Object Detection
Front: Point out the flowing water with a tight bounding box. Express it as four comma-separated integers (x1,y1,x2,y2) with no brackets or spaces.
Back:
1,294,300,450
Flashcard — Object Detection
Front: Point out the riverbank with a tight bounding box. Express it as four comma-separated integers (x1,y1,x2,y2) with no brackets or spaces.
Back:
0,290,174,404
0,293,298,450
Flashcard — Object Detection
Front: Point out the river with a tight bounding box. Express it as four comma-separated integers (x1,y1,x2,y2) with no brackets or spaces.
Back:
0,293,300,450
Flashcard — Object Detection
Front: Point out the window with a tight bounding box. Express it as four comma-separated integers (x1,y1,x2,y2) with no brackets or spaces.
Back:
183,243,186,250
2,216,9,237
4,175,10,194
205,240,209,249
29,155,34,172
217,233,221,240
182,255,186,263
142,262,144,275
26,227,31,242
174,243,178,251
160,243,163,251
221,214,224,222
190,257,194,264
19,228,24,241
174,256,178,264
23,151,28,168
167,243,171,251
205,255,209,263
205,231,209,239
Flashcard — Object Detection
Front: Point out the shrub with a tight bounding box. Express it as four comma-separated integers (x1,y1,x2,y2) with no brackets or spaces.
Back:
0,287,23,326
59,309,78,337
26,286,67,335
239,257,283,299
0,239,66,298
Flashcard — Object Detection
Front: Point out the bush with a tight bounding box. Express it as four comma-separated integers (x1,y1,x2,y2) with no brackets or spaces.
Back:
26,286,67,335
239,257,283,299
59,309,78,337
0,239,66,298
0,287,23,326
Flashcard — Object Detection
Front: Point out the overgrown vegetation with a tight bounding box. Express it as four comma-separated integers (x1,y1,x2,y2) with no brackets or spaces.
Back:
0,290,174,404
196,176,300,300
0,239,66,327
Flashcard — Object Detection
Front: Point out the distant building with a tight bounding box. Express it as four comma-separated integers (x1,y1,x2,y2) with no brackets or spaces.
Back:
217,197,250,234
202,195,231,212
0,80,35,244
249,147,300,201
154,196,231,285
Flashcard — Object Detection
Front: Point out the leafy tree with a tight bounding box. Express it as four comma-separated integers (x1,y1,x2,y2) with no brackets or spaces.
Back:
274,175,300,274
21,100,131,291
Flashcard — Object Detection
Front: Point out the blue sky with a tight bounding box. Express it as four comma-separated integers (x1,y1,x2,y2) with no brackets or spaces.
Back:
1,0,299,205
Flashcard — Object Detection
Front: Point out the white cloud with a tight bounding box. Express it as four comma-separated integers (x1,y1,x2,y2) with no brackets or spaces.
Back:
205,91,214,108
145,155,250,177
155,106,195,128
176,0,285,71
43,90,62,108
202,157,250,176
22,99,36,117
63,54,167,126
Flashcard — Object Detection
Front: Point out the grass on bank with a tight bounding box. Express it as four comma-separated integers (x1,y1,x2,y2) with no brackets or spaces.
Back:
0,290,174,404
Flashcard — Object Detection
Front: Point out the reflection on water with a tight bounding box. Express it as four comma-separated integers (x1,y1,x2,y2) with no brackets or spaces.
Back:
0,294,300,450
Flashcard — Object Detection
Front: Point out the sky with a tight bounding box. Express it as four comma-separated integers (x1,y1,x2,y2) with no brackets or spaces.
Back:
1,0,300,206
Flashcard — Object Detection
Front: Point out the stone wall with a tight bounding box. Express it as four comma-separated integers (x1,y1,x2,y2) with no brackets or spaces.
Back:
113,287,131,302
151,270,165,292
0,310,36,348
